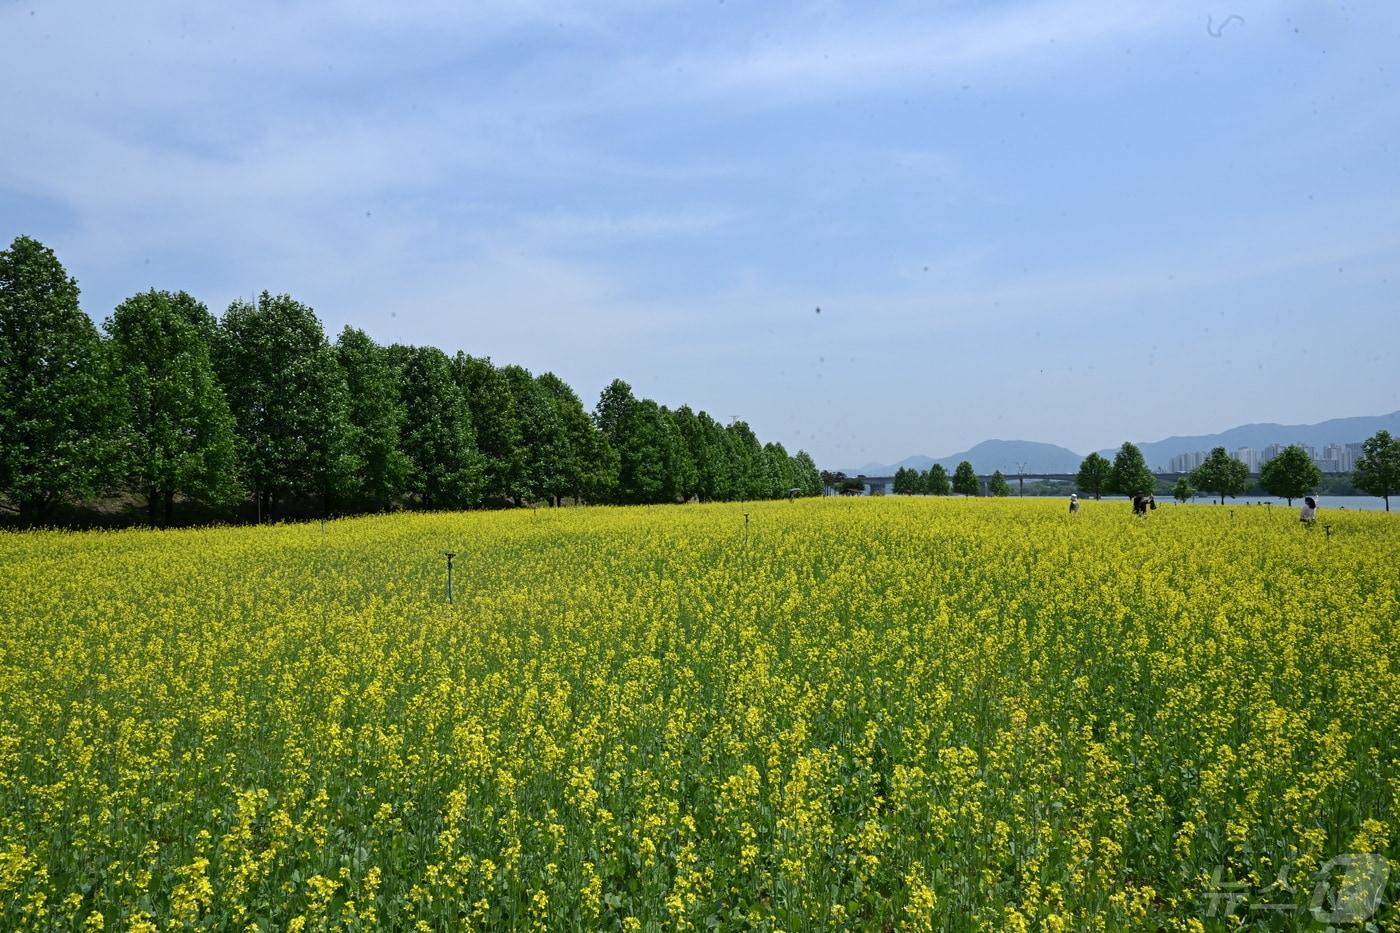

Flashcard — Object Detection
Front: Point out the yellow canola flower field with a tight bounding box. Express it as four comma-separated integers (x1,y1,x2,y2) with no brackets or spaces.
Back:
0,498,1396,931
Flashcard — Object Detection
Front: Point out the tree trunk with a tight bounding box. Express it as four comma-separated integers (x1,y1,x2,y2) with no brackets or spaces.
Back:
163,490,175,527
147,488,160,525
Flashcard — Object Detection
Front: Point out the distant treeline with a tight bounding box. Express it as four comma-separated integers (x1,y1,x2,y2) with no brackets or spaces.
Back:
0,235,822,526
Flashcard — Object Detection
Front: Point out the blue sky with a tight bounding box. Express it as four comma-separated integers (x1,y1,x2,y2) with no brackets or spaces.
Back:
3,0,1397,469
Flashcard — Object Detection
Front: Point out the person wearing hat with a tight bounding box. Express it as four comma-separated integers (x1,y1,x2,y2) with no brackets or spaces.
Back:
1069,493,1080,514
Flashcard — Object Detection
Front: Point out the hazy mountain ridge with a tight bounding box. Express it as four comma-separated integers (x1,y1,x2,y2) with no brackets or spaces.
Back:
848,439,1085,476
1092,411,1400,470
847,411,1400,475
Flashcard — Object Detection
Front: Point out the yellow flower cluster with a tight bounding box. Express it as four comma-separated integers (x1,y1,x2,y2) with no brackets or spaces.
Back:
0,498,1395,929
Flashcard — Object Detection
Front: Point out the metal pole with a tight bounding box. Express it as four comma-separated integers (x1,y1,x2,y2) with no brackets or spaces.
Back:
444,552,456,603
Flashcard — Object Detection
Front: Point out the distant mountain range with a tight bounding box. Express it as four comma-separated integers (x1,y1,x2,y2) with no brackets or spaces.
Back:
844,411,1400,476
848,440,1084,476
1091,411,1400,470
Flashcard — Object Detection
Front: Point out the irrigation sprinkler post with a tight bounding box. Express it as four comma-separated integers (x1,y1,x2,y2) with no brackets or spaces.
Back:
444,552,456,603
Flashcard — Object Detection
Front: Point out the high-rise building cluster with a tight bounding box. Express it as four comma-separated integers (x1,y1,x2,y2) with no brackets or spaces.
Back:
1167,442,1365,474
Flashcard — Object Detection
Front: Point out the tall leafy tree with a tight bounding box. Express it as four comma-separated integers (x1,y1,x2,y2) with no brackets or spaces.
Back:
702,413,738,501
537,371,616,505
1258,445,1321,506
893,466,916,495
214,292,359,518
500,364,566,505
1172,477,1195,503
952,460,979,496
613,397,671,504
390,345,485,509
1108,442,1154,497
726,420,767,500
0,235,122,523
452,354,522,502
336,326,409,508
663,406,703,501
989,470,1011,496
925,464,951,495
106,289,238,524
1076,452,1111,500
1353,429,1400,512
762,441,794,498
1190,446,1250,505
790,450,822,496
594,378,636,442
670,406,710,500
660,407,698,502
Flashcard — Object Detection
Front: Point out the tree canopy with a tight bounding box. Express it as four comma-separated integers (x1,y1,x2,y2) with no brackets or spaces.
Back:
1190,447,1250,505
1076,452,1111,500
0,236,831,524
952,461,979,496
1108,443,1154,497
925,464,951,495
1353,430,1400,512
106,289,238,524
1258,444,1321,505
0,236,122,523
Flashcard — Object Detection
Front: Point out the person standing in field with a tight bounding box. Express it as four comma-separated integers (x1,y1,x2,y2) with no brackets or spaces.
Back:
1069,493,1080,514
1300,495,1318,527
1132,491,1149,517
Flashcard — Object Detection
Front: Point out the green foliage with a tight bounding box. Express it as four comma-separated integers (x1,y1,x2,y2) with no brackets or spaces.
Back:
1076,452,1111,500
662,410,698,502
1107,443,1154,497
761,441,792,499
1172,477,1195,503
593,378,635,441
893,466,918,495
1258,444,1321,505
214,292,359,517
615,397,672,504
389,345,485,509
500,364,567,505
1190,446,1250,505
726,421,768,501
335,327,410,508
536,371,616,505
106,290,238,523
925,464,951,496
704,414,738,502
452,354,522,502
1353,429,1400,512
952,460,979,496
2,238,819,522
988,470,1011,497
790,450,822,497
0,235,123,522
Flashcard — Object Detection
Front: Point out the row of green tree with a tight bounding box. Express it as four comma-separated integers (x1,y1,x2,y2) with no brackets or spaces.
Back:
889,462,1015,496
1078,440,1399,509
0,235,822,525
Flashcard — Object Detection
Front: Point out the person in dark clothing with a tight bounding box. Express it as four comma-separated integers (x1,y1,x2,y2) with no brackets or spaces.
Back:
1132,491,1149,516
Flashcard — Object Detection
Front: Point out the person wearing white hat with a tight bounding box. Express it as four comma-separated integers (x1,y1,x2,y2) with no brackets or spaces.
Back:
1069,493,1080,514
